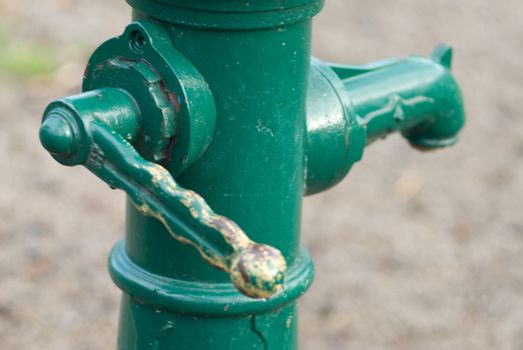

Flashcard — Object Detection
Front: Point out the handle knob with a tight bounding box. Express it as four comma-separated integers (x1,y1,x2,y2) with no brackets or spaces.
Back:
40,88,287,299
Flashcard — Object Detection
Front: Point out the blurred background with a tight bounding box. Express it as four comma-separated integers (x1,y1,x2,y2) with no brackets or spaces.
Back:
1,0,522,349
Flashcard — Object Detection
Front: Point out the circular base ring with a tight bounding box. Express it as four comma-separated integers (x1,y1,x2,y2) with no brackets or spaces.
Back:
109,240,315,316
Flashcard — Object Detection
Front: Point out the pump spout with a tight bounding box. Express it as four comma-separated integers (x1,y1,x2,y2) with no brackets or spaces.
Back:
338,44,464,148
305,44,465,195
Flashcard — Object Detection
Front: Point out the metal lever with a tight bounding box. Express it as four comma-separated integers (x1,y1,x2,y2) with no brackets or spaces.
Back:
39,88,287,299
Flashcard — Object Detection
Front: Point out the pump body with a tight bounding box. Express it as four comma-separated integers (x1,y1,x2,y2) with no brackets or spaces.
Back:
39,1,465,349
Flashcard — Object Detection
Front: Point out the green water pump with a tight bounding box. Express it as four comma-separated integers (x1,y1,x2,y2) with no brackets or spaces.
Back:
39,1,465,349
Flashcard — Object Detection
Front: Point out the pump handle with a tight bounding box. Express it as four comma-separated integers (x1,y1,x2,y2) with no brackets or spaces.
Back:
39,88,286,299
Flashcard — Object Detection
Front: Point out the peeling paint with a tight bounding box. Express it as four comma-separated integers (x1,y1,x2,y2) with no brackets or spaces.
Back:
151,320,174,350
131,163,287,299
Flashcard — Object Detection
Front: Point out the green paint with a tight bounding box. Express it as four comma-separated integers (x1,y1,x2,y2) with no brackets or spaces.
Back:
305,47,465,194
40,1,465,348
40,87,288,299
126,0,324,30
83,20,217,169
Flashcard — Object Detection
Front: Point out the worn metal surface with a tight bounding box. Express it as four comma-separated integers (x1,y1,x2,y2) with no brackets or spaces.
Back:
38,0,465,349
84,21,216,171
40,87,288,300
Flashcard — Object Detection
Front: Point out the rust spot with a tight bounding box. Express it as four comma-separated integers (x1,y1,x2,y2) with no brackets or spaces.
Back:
167,92,181,114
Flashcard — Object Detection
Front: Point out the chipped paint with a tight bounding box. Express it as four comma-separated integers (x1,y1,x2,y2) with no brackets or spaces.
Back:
131,163,287,298
43,100,287,299
286,315,293,329
231,244,286,299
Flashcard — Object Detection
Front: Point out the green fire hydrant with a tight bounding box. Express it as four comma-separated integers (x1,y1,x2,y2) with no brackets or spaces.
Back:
39,1,465,349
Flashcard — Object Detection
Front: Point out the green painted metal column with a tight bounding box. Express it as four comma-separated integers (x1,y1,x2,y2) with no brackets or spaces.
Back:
38,1,465,349
117,1,321,348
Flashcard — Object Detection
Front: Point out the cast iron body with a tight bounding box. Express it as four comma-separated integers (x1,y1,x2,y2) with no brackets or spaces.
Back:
39,1,465,349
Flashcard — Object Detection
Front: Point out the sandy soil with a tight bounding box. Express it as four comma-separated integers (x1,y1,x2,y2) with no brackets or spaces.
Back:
1,1,522,349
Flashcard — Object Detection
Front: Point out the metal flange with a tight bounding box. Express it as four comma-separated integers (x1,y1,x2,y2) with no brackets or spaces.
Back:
83,20,216,173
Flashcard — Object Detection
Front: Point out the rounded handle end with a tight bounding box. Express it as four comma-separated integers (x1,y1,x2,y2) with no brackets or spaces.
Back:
40,111,77,156
230,244,287,299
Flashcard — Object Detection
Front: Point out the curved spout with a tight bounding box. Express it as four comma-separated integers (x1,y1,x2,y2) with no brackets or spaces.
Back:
305,45,465,195
339,45,465,148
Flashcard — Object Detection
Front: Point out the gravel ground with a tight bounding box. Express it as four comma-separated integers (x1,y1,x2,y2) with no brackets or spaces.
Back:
1,1,522,349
